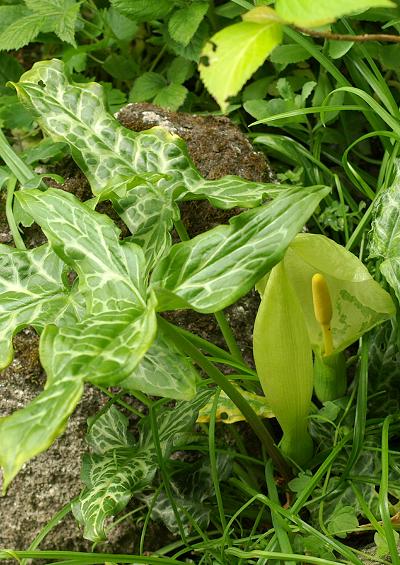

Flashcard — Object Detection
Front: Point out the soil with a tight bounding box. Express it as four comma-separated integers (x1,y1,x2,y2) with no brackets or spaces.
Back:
0,104,271,553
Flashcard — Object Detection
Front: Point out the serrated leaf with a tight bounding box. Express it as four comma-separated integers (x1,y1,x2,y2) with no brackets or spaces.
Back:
168,2,209,47
168,19,210,62
275,0,394,27
0,375,84,492
0,13,42,51
151,184,330,313
120,325,198,400
370,169,400,303
0,244,71,369
167,57,195,85
129,71,166,102
153,83,188,111
110,0,172,21
199,20,283,111
197,386,274,423
29,0,81,46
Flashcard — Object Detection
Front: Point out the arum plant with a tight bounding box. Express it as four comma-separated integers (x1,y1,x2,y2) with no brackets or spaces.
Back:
254,233,395,465
0,59,331,539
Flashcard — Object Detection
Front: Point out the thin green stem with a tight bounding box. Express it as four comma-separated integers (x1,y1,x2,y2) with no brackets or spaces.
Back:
379,416,400,565
0,551,183,564
158,316,292,481
209,388,229,550
214,310,245,363
6,176,26,250
149,402,188,545
265,460,295,565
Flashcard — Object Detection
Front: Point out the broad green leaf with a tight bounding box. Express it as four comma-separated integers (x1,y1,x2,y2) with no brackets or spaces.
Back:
110,0,172,21
167,57,195,85
168,2,209,47
0,375,83,492
197,386,274,423
199,20,283,111
151,184,330,313
326,505,359,537
283,234,395,353
129,72,167,102
0,244,72,369
153,83,188,111
106,7,138,41
370,172,400,303
120,326,198,400
74,391,210,541
275,0,394,27
253,261,314,465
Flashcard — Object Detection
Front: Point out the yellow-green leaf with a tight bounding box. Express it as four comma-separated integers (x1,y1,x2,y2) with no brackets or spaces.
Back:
197,386,274,424
199,20,282,111
275,0,394,27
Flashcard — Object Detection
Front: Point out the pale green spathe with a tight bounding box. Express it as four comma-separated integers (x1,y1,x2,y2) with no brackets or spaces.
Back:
253,261,314,465
282,234,395,354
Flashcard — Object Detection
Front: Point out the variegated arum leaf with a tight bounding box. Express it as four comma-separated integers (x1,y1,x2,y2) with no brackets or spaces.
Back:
197,385,274,424
17,188,157,386
120,325,198,400
370,170,400,303
150,184,330,313
74,391,211,541
0,243,70,369
253,261,314,465
17,188,148,314
111,174,180,272
0,375,84,492
12,58,297,256
12,59,199,195
282,234,395,354
73,406,156,541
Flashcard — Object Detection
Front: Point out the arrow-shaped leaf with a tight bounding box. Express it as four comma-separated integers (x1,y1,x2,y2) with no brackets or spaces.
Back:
151,184,330,313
